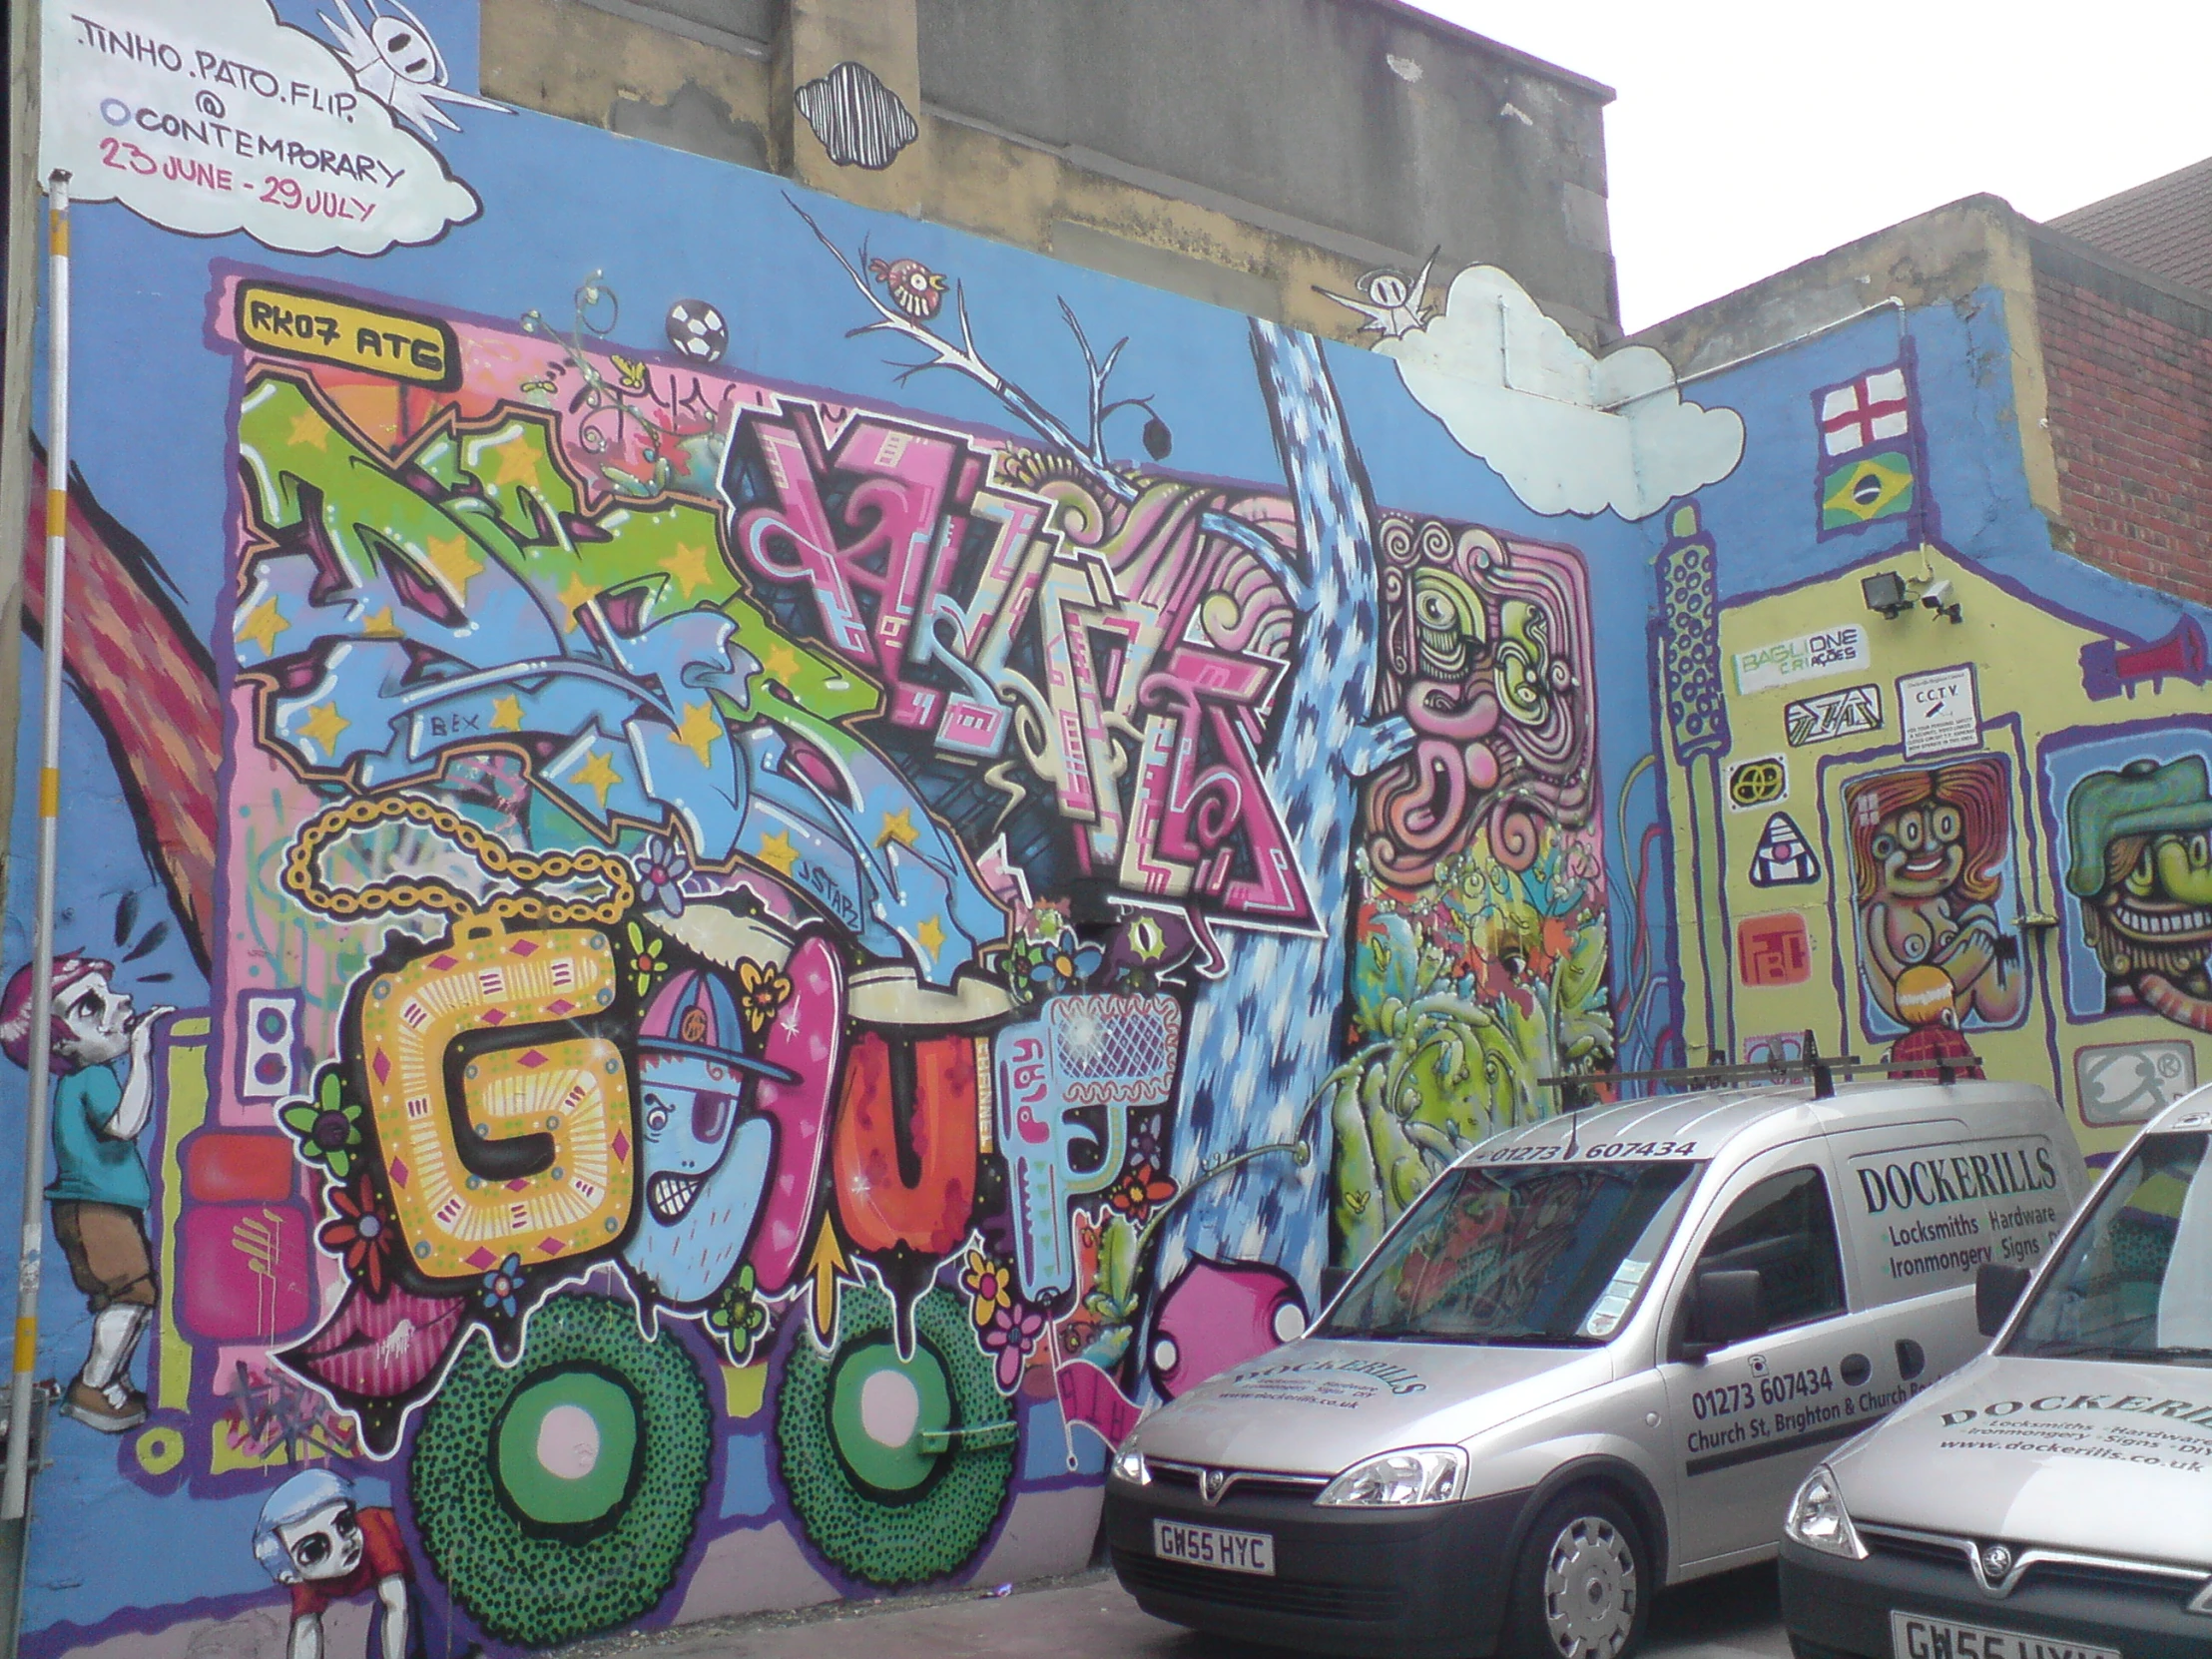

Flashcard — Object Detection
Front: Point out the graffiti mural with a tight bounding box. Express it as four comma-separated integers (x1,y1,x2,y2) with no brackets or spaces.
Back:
1844,756,2025,1040
0,154,1635,1648
1327,517,1609,1265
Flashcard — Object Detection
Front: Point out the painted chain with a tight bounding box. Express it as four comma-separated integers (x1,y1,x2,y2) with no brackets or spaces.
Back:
281,794,635,925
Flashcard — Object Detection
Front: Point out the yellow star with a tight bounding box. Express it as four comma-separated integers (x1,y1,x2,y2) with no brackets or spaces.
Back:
236,598,289,655
876,809,919,848
421,534,482,603
490,695,524,733
359,606,400,639
755,831,798,875
667,700,724,767
567,749,624,810
557,572,596,629
761,644,802,682
666,541,714,597
916,915,946,957
478,434,544,488
287,407,330,449
295,701,350,758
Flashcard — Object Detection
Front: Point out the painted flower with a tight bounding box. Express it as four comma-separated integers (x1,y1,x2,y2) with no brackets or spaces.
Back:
961,1246,1015,1330
1028,927,1103,992
634,834,692,917
318,1170,399,1297
479,1254,526,1320
708,1264,771,1365
280,1069,364,1181
980,1301,1047,1391
1106,1161,1177,1222
624,919,670,997
736,958,794,1036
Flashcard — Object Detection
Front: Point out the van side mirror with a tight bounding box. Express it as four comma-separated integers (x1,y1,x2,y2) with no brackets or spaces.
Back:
1682,1269,1767,1362
1975,1262,2032,1338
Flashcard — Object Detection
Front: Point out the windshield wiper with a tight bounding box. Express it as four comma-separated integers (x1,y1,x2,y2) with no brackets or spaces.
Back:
2019,1341,2212,1365
1321,1325,1601,1348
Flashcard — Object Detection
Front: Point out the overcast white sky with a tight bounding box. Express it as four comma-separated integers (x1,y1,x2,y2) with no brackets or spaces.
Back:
1411,0,2212,331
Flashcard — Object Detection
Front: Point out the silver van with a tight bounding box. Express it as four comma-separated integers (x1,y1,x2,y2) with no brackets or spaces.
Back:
1105,1077,2089,1659
1782,1087,2212,1659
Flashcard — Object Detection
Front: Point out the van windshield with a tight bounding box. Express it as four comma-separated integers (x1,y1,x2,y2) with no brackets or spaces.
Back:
2008,1130,2212,1368
1320,1159,1703,1346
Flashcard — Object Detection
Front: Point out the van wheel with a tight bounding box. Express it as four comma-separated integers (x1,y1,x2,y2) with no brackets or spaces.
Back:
1501,1488,1648,1659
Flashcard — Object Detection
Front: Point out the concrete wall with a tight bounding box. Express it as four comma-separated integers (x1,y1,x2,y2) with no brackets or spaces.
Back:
480,0,1618,343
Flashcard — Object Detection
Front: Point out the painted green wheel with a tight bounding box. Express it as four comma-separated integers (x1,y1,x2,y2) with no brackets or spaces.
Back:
777,1284,1014,1585
410,1295,712,1645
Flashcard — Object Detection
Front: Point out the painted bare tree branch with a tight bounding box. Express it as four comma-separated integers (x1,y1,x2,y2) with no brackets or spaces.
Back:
790,198,1317,608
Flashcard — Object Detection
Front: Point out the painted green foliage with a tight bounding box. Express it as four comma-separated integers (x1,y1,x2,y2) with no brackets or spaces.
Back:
1327,826,1614,1265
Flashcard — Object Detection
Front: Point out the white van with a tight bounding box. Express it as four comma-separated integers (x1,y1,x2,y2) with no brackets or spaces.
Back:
1782,1087,2212,1659
1105,1076,2089,1659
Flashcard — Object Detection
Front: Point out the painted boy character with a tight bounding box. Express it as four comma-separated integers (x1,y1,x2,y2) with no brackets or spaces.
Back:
0,953,171,1431
252,1469,414,1659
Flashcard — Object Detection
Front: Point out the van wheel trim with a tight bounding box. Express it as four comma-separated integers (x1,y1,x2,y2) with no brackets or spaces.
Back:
1539,1510,1639,1658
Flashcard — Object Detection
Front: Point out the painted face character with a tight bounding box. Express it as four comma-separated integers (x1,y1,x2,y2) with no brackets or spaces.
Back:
54,968,133,1071
1869,800,1966,901
1850,759,2020,1031
279,1499,363,1583
623,969,796,1308
2066,756,2212,1025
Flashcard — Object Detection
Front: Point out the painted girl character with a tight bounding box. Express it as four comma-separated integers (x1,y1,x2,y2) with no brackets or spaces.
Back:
1847,758,2023,1030
620,967,797,1309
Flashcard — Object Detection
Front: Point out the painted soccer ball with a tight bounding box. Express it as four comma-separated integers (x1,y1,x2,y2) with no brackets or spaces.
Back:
665,299,728,363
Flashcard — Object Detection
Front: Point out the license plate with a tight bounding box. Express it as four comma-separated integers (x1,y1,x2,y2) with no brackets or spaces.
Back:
1152,1518,1274,1576
1891,1609,2121,1659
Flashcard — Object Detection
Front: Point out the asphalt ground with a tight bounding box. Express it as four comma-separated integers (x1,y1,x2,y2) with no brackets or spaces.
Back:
554,1561,1792,1659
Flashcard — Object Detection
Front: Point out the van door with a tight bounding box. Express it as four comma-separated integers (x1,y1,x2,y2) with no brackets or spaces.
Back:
1659,1152,1866,1568
1824,1114,2080,1401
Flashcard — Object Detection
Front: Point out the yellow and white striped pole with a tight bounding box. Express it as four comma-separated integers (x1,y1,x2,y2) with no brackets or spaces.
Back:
3,171,73,1524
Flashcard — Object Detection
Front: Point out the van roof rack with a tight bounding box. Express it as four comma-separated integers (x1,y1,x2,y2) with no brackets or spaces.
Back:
1538,1030,1984,1101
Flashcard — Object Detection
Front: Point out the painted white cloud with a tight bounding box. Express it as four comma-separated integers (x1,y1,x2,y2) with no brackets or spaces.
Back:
1378,265,1745,521
41,0,481,257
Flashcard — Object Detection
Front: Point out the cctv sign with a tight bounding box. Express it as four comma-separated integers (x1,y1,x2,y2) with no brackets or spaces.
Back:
1898,665,1980,758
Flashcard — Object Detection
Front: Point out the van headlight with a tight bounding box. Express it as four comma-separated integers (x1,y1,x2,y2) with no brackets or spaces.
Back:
1316,1446,1465,1507
1785,1463,1867,1560
1111,1442,1149,1486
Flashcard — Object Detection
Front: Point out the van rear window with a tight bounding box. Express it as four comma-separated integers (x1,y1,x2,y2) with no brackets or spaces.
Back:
1320,1161,1703,1346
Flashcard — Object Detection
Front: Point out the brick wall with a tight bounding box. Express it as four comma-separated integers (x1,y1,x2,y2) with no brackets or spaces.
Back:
2034,237,2212,605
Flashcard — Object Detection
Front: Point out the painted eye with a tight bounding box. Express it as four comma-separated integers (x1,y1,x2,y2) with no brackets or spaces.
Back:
1872,834,1898,860
2192,834,2210,867
692,1093,733,1143
1932,808,1962,841
1900,933,1928,961
333,1506,358,1539
644,1095,672,1135
294,1535,330,1567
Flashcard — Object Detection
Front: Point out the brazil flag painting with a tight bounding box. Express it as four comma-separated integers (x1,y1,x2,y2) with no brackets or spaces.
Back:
1820,449,1914,530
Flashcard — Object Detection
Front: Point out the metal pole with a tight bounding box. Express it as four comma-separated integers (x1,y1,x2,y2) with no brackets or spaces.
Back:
3,171,69,1526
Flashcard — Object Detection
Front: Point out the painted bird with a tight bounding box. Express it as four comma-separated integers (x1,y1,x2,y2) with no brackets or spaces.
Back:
868,256,949,319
